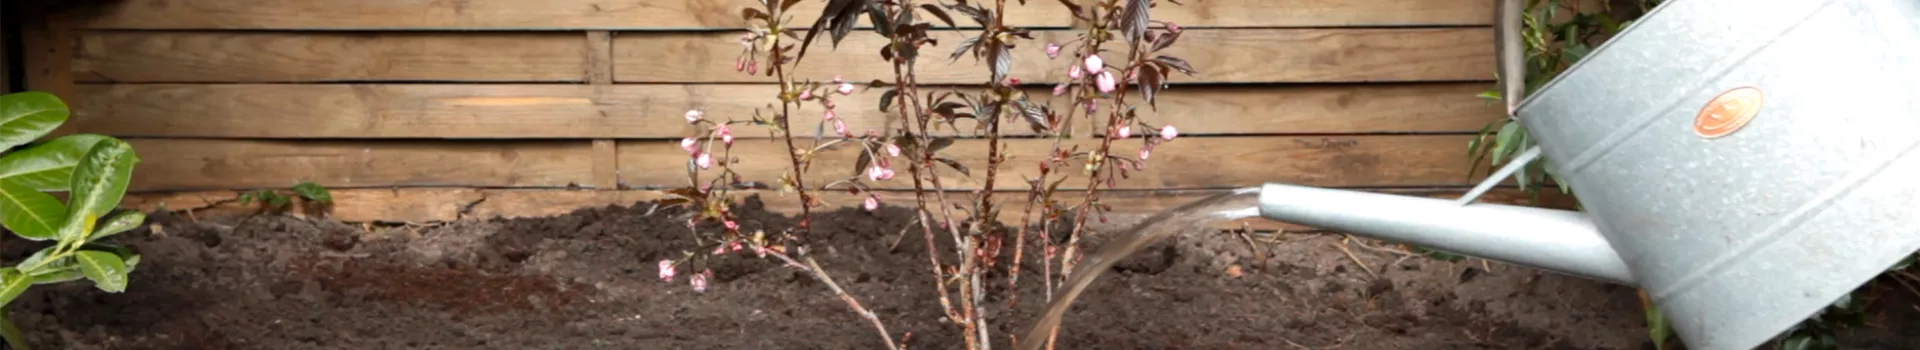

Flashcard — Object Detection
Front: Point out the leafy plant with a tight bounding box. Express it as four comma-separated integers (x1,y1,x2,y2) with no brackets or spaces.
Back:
651,0,1193,348
238,181,335,216
0,91,146,350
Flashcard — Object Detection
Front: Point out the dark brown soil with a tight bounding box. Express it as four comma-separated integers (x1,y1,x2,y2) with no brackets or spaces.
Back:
2,195,1916,349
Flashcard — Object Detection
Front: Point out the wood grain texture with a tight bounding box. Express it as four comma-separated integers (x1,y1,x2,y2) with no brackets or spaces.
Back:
121,187,1571,229
619,135,1486,190
68,0,1495,30
73,32,589,83
72,83,1499,138
124,139,596,191
17,4,79,138
617,28,1494,84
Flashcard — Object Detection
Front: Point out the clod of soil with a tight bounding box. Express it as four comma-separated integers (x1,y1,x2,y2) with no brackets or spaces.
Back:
2,195,1915,349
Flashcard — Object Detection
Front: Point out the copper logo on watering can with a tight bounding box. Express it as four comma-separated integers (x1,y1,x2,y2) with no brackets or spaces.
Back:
1693,86,1765,138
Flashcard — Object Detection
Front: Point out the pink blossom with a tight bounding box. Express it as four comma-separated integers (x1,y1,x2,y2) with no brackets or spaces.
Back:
834,119,848,136
824,108,837,120
1007,77,1022,86
696,152,713,169
691,270,712,292
1139,148,1151,160
866,129,881,138
1052,83,1069,96
1084,55,1104,73
735,57,747,72
1085,101,1098,114
713,244,728,255
717,125,734,145
1167,22,1183,33
658,260,677,281
1096,71,1117,93
880,168,895,180
685,109,704,123
1045,43,1062,59
724,220,739,230
800,89,814,101
886,143,902,157
1068,65,1084,79
868,166,886,181
839,82,856,95
1117,125,1132,138
747,61,758,74
1161,125,1179,140
863,196,880,211
1128,68,1138,81
680,137,699,153
729,240,744,252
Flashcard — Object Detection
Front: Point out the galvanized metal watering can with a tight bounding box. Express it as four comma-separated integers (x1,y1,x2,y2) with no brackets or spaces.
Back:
1255,0,1920,349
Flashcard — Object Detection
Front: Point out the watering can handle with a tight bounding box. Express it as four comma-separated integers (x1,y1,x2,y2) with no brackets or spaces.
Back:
1454,145,1542,205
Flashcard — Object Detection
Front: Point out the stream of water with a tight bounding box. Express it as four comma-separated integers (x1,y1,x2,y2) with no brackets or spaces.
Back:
1016,187,1265,350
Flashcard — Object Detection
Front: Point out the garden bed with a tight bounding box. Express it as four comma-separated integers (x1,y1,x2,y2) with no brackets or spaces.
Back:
3,195,1915,349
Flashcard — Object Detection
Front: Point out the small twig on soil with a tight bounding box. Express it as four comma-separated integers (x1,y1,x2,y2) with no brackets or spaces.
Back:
1335,235,1379,278
1891,271,1920,299
760,247,901,350
1234,226,1268,267
1349,239,1417,258
887,218,921,252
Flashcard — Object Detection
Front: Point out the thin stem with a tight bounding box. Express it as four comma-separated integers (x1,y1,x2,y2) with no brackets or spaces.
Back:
760,247,901,350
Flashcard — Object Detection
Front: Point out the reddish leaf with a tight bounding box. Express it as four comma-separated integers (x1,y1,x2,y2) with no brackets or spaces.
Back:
1153,55,1198,75
935,157,973,177
742,8,770,21
1152,30,1182,52
1138,64,1164,110
1116,0,1152,43
920,4,957,27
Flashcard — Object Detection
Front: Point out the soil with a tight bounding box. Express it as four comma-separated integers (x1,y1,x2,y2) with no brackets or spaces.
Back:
2,194,1916,349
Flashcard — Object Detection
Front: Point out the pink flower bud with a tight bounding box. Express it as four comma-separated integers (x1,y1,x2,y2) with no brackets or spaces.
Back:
729,240,744,252
680,137,698,153
685,109,703,123
1052,83,1069,96
1139,148,1151,160
863,196,880,211
1085,101,1098,114
1161,125,1179,140
1084,55,1104,73
839,82,856,95
696,152,713,169
800,89,814,101
735,57,747,72
1128,68,1138,81
717,125,734,145
724,220,739,230
866,129,880,137
1007,77,1022,86
1045,43,1062,59
824,108,837,121
747,61,758,74
834,119,848,136
1117,125,1131,138
658,260,677,281
1068,65,1083,79
881,168,895,180
1167,22,1183,33
886,143,902,157
691,270,712,292
833,75,844,83
1096,71,1117,93
868,166,885,181
713,244,728,255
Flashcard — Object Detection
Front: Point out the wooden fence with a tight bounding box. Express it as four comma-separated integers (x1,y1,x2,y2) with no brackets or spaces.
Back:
9,0,1569,230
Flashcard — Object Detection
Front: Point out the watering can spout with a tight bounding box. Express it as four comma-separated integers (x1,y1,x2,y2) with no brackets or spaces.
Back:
1254,183,1636,285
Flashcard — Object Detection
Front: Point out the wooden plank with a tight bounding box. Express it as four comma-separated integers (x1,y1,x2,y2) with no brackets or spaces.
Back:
120,187,1570,229
72,83,1500,138
73,32,589,83
593,140,619,189
124,139,596,192
69,0,1495,30
615,28,1494,84
619,135,1487,190
18,4,78,138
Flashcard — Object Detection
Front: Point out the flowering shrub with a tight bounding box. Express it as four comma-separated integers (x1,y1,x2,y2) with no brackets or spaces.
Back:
651,0,1194,348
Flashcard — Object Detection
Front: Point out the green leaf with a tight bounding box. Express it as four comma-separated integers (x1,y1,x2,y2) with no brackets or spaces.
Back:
0,179,67,240
0,268,29,307
59,139,138,242
30,267,84,285
292,182,332,203
75,250,130,293
0,134,112,191
89,211,144,242
0,91,70,152
1645,301,1671,350
1492,122,1521,165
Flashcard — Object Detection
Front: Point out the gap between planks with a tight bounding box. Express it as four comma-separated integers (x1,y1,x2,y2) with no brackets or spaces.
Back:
119,187,1574,232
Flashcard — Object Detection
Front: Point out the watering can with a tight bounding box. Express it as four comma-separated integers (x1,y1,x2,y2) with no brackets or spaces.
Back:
1254,0,1920,349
